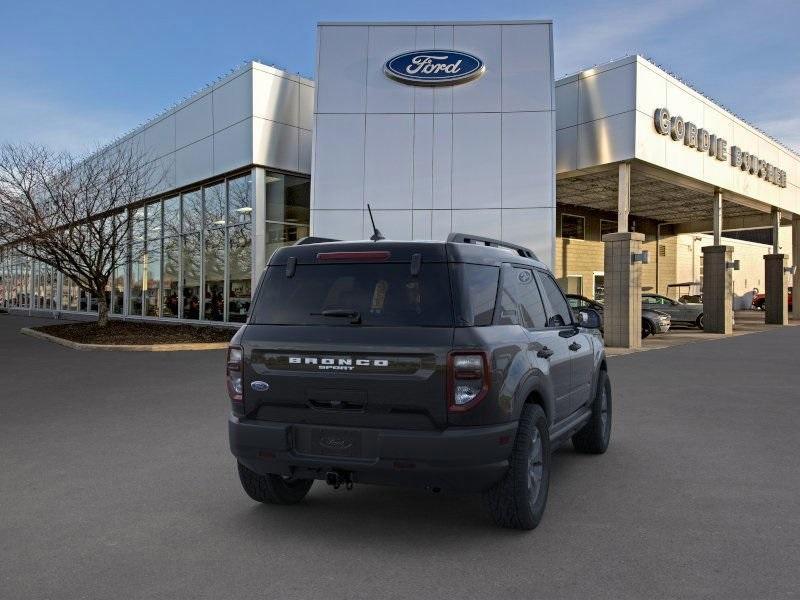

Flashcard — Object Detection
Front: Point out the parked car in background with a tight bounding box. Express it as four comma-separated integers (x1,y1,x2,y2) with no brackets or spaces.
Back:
642,293,704,328
567,294,671,338
752,287,792,311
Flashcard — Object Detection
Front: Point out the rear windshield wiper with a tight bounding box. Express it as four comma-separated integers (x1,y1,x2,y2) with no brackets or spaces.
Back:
311,309,362,324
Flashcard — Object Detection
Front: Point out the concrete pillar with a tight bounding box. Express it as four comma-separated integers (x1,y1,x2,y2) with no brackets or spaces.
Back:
617,162,631,233
701,246,733,334
764,254,789,325
251,167,267,293
793,216,800,321
712,189,723,246
602,232,644,348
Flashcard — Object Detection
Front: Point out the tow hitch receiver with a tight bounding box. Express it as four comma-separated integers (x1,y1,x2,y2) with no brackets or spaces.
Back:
325,470,354,490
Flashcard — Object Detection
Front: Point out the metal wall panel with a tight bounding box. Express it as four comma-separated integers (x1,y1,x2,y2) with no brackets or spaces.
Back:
312,209,365,240
431,113,452,210
413,114,434,209
501,23,552,113
577,112,636,170
144,115,175,160
175,93,213,150
366,26,415,113
364,114,414,209
175,137,213,188
412,209,433,239
312,113,365,210
370,209,413,239
452,25,501,113
556,126,578,173
452,209,502,239
213,71,253,132
214,118,253,174
501,207,555,267
578,63,636,124
298,129,312,174
502,111,553,208
555,81,578,130
299,84,314,131
452,113,501,209
316,26,368,114
253,117,300,173
253,70,299,127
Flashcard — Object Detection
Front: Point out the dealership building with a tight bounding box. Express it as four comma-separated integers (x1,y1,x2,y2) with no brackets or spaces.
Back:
2,20,799,347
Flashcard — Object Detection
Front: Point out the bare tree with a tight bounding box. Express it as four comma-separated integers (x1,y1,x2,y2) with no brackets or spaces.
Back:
0,142,163,326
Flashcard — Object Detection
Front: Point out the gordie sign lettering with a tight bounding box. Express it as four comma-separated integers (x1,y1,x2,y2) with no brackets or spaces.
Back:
654,107,787,188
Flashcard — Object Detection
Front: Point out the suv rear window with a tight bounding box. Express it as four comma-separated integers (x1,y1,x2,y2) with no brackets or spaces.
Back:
251,263,453,327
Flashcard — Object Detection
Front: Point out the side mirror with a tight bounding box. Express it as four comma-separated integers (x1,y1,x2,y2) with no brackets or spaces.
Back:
578,308,602,329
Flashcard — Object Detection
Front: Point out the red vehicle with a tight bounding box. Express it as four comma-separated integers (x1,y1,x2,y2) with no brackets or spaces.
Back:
752,287,793,311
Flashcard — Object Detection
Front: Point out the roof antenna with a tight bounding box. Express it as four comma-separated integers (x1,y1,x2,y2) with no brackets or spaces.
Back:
367,204,385,241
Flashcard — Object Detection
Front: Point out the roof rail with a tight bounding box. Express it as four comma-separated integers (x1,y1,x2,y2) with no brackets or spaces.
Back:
446,233,538,260
294,236,340,245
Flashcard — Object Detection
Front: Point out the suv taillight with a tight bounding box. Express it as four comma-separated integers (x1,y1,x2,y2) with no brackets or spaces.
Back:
447,351,490,412
227,346,244,412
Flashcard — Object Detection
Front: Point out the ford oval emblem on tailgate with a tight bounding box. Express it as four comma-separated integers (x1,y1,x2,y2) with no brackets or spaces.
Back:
319,436,353,451
250,381,270,392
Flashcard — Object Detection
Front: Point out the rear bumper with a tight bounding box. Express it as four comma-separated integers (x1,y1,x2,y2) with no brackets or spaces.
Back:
229,415,517,492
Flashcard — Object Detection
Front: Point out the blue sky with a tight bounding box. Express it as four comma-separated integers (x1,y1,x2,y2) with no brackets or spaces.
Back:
1,0,798,153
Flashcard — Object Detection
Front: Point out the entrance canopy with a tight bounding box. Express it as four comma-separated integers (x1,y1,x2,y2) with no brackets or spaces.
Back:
555,55,799,231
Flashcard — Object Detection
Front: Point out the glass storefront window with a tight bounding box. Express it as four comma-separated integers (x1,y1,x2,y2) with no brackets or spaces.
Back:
228,225,251,323
69,280,79,311
163,196,180,237
203,228,225,321
266,222,309,262
162,237,179,318
204,182,226,229
144,240,161,317
112,265,124,315
146,201,162,240
129,243,144,316
61,276,69,311
181,233,201,319
182,189,201,234
228,175,251,225
132,208,146,244
265,173,310,225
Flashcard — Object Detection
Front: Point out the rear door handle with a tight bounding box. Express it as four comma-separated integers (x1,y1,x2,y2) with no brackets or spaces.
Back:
568,342,582,351
537,346,554,359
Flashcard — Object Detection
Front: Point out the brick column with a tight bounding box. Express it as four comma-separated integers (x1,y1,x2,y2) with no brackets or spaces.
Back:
701,246,733,334
764,254,789,325
602,232,644,348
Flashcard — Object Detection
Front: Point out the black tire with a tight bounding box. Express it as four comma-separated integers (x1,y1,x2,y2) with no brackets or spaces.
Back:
641,319,655,339
237,462,313,505
572,369,612,454
696,314,705,329
483,404,551,530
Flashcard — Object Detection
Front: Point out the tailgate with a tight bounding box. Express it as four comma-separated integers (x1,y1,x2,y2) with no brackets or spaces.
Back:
241,325,453,430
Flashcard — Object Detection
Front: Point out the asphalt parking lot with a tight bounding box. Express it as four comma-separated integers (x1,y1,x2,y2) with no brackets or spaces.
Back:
2,313,799,599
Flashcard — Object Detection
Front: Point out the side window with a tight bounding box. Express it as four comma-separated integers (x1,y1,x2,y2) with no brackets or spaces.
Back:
643,296,657,305
497,267,547,329
537,272,573,328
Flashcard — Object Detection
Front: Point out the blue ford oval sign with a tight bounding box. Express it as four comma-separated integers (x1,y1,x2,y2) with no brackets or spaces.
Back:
384,50,485,86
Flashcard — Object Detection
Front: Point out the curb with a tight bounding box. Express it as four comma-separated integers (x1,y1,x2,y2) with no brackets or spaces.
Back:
20,328,229,352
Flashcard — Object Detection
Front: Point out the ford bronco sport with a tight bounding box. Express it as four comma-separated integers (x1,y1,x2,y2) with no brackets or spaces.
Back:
228,233,611,530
